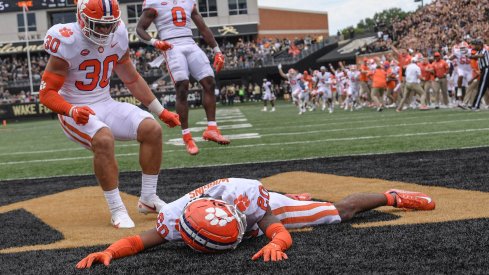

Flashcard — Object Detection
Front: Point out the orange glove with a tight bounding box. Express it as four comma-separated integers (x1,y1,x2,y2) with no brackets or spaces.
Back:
252,223,292,262
76,235,144,269
159,109,181,128
76,252,112,269
153,40,173,51
252,242,288,262
213,52,225,73
70,106,95,125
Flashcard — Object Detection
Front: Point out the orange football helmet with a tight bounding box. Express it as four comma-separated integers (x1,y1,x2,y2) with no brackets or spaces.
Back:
76,0,121,45
179,198,246,253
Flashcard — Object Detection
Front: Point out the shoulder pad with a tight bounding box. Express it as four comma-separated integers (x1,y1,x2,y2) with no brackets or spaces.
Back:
44,23,78,61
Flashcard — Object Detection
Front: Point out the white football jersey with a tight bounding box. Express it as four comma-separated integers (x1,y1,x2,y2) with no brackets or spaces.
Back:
348,70,361,85
156,178,269,241
287,73,303,90
44,22,129,105
263,81,272,93
143,0,195,41
452,48,471,67
315,71,332,88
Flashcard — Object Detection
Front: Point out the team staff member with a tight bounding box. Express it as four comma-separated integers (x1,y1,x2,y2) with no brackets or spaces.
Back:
419,57,435,106
397,57,429,112
463,49,480,107
431,52,450,108
370,59,388,112
359,58,371,103
470,39,489,110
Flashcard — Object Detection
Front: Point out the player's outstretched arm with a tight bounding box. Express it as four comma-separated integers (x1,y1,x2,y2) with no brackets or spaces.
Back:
39,56,95,125
277,64,288,79
252,207,292,262
76,228,166,269
114,51,180,127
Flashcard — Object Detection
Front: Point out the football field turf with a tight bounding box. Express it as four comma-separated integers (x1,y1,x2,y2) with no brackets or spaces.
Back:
0,101,488,180
1,102,489,274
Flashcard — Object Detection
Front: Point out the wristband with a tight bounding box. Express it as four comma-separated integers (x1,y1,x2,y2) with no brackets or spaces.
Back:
148,98,165,115
213,46,221,53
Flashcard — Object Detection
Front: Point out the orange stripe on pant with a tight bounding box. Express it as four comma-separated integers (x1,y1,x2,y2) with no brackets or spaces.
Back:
162,52,176,85
58,115,92,148
272,202,332,216
279,209,340,225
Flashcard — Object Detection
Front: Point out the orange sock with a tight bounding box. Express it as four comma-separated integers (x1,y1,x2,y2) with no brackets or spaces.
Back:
183,132,193,142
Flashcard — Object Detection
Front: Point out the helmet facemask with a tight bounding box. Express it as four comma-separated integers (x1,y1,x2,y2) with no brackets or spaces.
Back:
80,13,120,45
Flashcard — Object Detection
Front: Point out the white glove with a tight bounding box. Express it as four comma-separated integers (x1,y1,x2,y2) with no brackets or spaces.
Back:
278,64,282,69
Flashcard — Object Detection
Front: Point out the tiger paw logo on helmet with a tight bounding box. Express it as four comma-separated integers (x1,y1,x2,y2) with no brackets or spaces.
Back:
179,198,246,253
204,207,235,226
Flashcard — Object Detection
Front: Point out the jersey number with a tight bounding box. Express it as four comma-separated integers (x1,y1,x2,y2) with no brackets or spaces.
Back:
44,35,60,53
171,7,186,27
257,185,270,211
75,54,119,91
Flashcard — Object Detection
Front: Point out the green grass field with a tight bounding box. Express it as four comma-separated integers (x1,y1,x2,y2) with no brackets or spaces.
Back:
1,101,488,180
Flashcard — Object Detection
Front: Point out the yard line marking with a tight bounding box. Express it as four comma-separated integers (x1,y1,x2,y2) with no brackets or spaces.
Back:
260,118,489,137
166,133,261,145
2,127,489,166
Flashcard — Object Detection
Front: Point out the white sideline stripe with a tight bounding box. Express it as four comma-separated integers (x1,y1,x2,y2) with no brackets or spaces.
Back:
2,127,489,166
2,117,487,156
260,118,489,137
252,111,479,131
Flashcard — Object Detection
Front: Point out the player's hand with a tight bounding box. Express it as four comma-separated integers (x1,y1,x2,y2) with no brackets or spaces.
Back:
70,106,95,125
278,63,282,69
153,40,173,51
159,109,180,128
76,251,112,269
251,242,288,262
213,52,225,73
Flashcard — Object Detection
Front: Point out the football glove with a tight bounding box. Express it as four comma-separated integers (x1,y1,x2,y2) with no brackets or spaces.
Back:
213,52,225,73
153,40,173,51
70,106,95,125
76,251,112,269
252,242,288,262
159,109,181,128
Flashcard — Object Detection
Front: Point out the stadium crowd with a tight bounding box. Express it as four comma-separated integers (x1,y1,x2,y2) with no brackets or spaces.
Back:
0,34,322,105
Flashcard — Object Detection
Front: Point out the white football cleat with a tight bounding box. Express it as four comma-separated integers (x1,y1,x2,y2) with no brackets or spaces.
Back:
138,194,166,214
271,107,276,112
111,211,135,229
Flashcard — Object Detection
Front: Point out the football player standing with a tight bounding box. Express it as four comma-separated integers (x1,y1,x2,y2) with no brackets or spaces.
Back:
39,0,181,229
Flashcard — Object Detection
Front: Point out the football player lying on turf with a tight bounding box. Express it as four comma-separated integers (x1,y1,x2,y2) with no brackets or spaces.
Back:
77,178,435,267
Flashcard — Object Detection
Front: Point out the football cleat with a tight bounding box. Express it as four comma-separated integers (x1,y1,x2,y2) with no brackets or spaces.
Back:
202,129,230,145
138,195,166,214
284,193,312,201
385,189,435,210
111,210,135,229
184,138,200,155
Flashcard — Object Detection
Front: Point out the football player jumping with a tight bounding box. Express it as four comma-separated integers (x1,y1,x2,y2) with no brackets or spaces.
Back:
39,0,181,229
76,178,435,267
136,0,229,156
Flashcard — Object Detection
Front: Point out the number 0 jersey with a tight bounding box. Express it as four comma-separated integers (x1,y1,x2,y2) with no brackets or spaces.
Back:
143,0,195,41
43,22,129,105
156,178,269,241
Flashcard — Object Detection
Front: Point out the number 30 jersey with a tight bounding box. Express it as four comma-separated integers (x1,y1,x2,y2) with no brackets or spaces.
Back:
156,178,270,241
43,22,129,105
143,0,195,41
